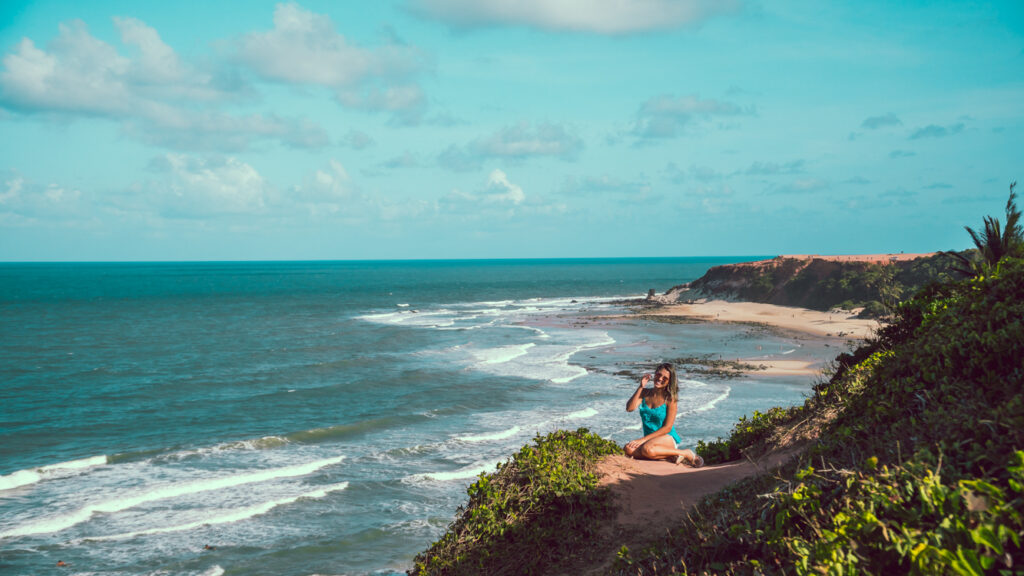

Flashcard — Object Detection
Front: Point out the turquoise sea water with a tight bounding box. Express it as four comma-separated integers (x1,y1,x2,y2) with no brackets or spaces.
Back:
0,259,840,575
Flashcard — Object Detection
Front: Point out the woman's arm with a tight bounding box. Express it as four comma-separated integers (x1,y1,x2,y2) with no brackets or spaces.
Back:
626,374,650,412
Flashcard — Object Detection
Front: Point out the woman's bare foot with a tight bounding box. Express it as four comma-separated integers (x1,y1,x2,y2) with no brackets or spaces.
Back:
676,454,705,467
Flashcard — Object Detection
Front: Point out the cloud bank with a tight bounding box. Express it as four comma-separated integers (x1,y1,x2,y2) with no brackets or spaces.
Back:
0,16,327,151
409,0,740,34
237,2,430,124
630,94,745,141
439,122,583,171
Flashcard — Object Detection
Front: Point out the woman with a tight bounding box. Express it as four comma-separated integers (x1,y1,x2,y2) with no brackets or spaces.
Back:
624,362,704,467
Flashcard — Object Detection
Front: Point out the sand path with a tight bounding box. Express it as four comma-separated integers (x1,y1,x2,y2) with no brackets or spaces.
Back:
598,447,798,531
573,448,801,575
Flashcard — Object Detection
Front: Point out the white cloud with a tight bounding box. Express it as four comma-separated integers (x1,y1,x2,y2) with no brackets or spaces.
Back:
472,122,583,159
284,159,357,216
561,174,651,196
237,2,429,123
0,17,327,151
742,160,805,176
630,94,745,140
123,111,328,151
775,178,830,195
409,0,740,34
439,122,583,171
0,171,86,223
147,154,269,217
440,169,525,213
483,169,525,204
336,84,427,125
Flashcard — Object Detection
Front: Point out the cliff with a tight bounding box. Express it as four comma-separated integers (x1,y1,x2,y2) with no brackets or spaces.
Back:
660,252,960,317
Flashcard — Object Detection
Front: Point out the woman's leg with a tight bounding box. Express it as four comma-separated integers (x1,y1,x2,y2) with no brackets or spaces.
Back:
635,436,696,462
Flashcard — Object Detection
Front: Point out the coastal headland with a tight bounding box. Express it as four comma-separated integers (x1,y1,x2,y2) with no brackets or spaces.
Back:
624,253,943,376
413,250,1024,575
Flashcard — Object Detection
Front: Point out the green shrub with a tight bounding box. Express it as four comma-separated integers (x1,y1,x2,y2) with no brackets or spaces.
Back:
409,428,621,576
696,405,804,464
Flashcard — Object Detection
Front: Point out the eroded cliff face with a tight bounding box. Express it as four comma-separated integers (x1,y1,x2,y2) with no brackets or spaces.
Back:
660,253,955,315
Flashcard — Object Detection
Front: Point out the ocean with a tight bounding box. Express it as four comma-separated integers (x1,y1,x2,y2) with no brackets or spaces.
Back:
0,259,841,575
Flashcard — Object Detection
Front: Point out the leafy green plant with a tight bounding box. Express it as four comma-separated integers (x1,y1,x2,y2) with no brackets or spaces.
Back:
409,428,621,576
696,405,804,464
948,182,1023,277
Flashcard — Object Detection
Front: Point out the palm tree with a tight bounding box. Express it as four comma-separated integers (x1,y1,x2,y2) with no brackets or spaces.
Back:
949,182,1022,277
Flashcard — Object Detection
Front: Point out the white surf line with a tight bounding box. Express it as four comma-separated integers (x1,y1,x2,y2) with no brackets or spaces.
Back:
0,455,346,539
0,455,109,492
407,460,503,482
456,426,522,443
683,388,731,415
84,482,350,541
565,407,599,420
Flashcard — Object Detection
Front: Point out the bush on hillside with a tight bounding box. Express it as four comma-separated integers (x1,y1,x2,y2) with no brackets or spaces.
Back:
409,429,621,576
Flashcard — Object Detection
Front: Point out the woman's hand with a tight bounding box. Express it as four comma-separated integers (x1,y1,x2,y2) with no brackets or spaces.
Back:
625,439,643,452
640,373,651,388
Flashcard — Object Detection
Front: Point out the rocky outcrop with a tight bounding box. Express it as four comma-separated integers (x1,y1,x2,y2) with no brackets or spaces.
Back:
653,253,955,315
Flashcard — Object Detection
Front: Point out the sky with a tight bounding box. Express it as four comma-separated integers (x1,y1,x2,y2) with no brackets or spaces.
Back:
0,0,1021,261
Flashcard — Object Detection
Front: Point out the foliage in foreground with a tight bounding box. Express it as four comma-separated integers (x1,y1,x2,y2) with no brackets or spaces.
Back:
695,405,804,464
617,257,1024,575
409,428,621,576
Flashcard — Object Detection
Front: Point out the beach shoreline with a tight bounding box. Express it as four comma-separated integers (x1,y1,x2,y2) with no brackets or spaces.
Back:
622,299,880,377
642,299,880,339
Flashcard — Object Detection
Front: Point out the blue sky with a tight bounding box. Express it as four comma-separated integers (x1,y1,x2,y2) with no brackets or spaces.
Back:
1,0,1021,261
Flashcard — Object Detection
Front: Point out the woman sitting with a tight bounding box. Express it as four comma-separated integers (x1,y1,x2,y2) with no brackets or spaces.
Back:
624,362,704,467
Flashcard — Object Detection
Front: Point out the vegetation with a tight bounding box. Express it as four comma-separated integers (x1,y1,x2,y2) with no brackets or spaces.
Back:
949,182,1023,277
695,405,805,464
409,429,621,576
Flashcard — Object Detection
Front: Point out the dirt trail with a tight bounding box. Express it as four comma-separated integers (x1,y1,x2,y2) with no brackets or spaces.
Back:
572,447,803,575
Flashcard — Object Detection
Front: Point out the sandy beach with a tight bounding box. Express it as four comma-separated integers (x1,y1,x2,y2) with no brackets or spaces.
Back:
625,299,882,377
645,299,881,340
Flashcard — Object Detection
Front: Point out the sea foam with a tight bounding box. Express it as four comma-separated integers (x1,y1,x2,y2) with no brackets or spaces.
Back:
456,426,521,443
565,407,598,420
474,343,535,365
0,455,346,538
0,455,108,492
407,460,502,483
85,482,349,541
